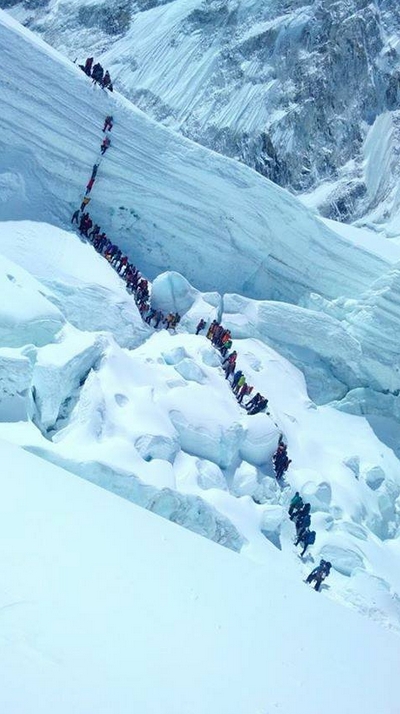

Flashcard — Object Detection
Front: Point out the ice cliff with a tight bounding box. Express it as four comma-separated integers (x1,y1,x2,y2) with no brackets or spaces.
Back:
6,0,400,226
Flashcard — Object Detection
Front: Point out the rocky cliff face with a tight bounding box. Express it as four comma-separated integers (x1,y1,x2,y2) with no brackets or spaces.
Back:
3,0,400,224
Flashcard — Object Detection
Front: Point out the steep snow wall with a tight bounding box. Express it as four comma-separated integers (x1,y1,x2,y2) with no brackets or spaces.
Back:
5,0,400,224
1,9,400,306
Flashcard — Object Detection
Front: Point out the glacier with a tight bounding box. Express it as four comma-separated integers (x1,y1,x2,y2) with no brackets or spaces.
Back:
0,220,399,634
0,9,400,709
3,8,400,415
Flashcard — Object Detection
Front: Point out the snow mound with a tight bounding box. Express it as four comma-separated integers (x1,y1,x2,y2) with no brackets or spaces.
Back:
0,346,35,421
0,221,148,347
0,253,64,347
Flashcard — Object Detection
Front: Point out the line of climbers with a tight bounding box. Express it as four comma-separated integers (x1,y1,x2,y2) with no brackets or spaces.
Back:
191,326,329,586
289,492,315,556
72,204,184,326
202,320,269,415
289,491,331,589
71,116,185,325
70,113,331,593
78,56,114,91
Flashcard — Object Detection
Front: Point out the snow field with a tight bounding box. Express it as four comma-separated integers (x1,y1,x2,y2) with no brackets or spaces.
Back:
0,438,399,714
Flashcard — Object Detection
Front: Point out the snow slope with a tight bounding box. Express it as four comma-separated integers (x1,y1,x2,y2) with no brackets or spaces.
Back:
0,221,399,632
1,9,400,645
1,8,400,307
0,220,148,346
1,438,399,714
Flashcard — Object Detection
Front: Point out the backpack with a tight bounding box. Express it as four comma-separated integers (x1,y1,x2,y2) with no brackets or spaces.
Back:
308,531,316,545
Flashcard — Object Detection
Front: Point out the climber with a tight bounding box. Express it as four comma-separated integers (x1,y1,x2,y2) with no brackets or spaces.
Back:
103,115,113,132
220,336,232,357
224,359,236,379
110,248,121,266
101,135,111,155
233,373,246,393
238,382,252,404
219,329,231,347
223,351,237,378
88,224,100,241
111,249,122,268
212,325,225,347
79,213,92,237
196,318,206,335
206,320,218,340
83,56,93,76
145,308,156,325
85,177,95,194
101,71,111,89
118,255,128,275
294,504,311,542
289,492,303,520
128,270,140,293
95,233,108,252
71,208,80,224
92,232,101,248
154,310,163,328
138,300,148,316
83,216,92,237
124,265,135,291
137,278,149,301
273,442,291,481
168,312,180,329
105,244,117,261
78,212,87,234
164,313,175,329
298,529,316,557
80,196,91,212
92,63,104,84
306,560,331,591
91,163,99,180
248,396,268,415
231,370,243,389
295,502,311,527
245,392,262,412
